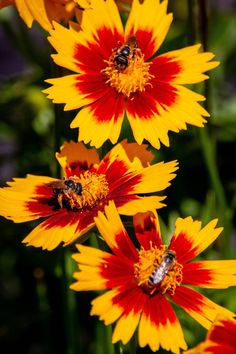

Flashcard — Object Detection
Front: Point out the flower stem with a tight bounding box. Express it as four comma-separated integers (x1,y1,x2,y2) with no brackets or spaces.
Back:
51,62,80,353
187,0,233,254
129,334,137,354
61,249,81,354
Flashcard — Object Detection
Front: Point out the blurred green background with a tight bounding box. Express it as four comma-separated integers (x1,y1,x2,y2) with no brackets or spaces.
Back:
0,1,236,353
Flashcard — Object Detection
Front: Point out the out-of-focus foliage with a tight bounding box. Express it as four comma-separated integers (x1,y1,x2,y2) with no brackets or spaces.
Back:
0,1,236,353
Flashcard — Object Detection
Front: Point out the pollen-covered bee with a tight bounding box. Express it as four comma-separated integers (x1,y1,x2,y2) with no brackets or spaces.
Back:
47,176,83,208
148,250,176,286
49,177,82,196
113,36,140,70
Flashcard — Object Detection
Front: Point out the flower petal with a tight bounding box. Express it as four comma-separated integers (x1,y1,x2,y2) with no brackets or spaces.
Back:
126,84,208,149
139,294,187,353
116,195,166,215
70,90,125,148
71,243,134,290
207,316,236,353
130,160,178,194
98,142,142,180
56,140,100,174
120,139,154,167
91,289,124,325
15,0,33,27
70,244,110,291
107,158,177,199
171,286,234,329
24,0,54,31
110,285,146,345
94,201,138,261
185,316,236,354
169,217,223,263
158,44,220,84
44,75,94,111
0,175,59,222
91,286,146,341
183,260,236,288
125,0,173,59
48,20,123,74
22,212,80,250
47,22,84,73
80,0,124,44
112,308,141,345
133,210,162,249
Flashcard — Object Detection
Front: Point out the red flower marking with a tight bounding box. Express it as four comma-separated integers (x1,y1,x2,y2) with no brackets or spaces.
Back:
183,262,213,286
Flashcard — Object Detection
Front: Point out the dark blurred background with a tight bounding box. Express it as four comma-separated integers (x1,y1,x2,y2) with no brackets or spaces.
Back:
0,1,236,353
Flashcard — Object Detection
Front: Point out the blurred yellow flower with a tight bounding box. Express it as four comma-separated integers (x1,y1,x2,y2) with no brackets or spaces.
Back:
0,0,81,31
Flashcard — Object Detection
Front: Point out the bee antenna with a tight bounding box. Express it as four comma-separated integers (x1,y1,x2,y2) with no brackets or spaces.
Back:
82,181,93,197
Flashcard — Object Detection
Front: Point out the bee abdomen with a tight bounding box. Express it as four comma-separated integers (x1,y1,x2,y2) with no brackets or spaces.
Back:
114,55,129,70
148,265,166,285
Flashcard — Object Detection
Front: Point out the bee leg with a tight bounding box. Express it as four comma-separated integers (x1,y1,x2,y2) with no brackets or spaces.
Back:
58,194,63,208
133,47,142,59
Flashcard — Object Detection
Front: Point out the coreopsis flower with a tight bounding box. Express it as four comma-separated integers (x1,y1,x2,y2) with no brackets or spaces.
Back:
71,201,236,353
185,316,236,354
0,140,177,250
0,0,81,31
44,0,219,149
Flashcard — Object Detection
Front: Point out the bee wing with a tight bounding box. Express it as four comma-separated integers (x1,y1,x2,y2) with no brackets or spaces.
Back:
126,36,138,48
46,180,65,189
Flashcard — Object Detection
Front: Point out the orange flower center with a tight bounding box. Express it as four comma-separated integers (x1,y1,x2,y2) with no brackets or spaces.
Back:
102,39,153,97
134,243,183,295
53,172,109,211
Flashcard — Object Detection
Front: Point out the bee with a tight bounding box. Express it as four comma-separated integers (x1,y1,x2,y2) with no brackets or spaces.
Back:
49,177,82,196
113,36,140,71
47,176,83,208
148,250,176,286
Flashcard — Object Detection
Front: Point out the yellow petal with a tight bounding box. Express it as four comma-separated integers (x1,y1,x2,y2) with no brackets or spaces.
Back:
125,0,173,56
112,311,141,345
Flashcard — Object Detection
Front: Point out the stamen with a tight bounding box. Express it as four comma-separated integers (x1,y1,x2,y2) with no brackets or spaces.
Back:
53,172,109,211
102,47,154,97
134,243,183,295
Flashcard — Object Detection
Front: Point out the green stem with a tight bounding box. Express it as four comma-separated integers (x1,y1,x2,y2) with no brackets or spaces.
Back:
91,235,124,354
51,63,79,353
61,249,80,354
129,334,137,354
113,341,123,354
187,0,233,254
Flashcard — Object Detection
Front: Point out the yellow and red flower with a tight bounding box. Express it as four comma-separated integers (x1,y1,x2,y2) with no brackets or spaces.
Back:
0,0,81,31
185,316,236,354
71,201,236,353
44,0,219,149
0,140,177,250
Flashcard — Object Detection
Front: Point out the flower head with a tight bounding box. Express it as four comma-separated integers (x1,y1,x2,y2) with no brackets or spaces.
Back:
44,0,219,149
0,140,177,250
71,201,236,353
185,316,236,354
0,0,81,31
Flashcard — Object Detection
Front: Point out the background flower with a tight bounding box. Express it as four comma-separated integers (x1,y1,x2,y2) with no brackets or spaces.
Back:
0,0,81,31
71,201,236,353
185,315,236,354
